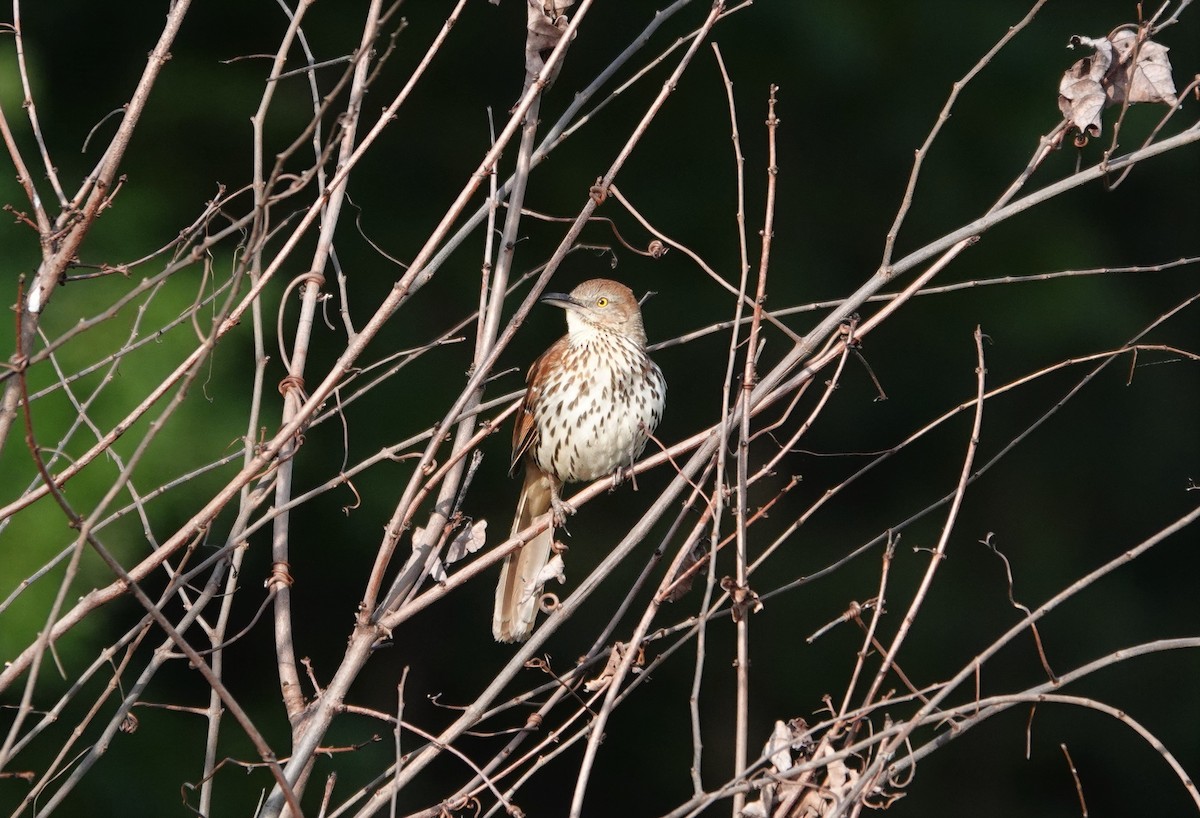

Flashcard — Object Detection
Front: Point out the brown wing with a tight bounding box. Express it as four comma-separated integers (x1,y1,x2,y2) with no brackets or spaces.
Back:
510,336,566,475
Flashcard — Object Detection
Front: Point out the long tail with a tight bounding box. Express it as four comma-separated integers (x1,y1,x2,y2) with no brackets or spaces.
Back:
493,467,554,642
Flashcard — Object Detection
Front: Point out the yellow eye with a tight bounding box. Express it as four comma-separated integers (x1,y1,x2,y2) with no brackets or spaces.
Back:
596,297,609,308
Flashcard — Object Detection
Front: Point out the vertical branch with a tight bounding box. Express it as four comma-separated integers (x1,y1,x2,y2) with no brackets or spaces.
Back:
478,107,501,363
733,83,778,816
391,667,409,818
694,38,752,804
201,255,276,811
270,0,384,733
709,40,752,816
836,535,895,721
198,544,252,814
249,0,313,232
354,0,591,617
416,0,698,293
351,7,733,817
11,0,66,209
388,0,569,616
689,515,718,794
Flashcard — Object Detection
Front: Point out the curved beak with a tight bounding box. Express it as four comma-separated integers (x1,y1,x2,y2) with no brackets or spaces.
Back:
539,291,583,311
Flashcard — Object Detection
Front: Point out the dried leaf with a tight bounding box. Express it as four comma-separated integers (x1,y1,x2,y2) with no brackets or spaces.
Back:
421,526,452,582
1109,29,1177,105
721,576,764,622
1058,35,1113,136
743,721,824,817
1058,28,1178,137
583,641,645,692
446,519,487,564
529,553,565,594
430,559,447,583
739,800,769,818
525,0,575,84
426,521,487,583
790,741,861,818
764,720,795,773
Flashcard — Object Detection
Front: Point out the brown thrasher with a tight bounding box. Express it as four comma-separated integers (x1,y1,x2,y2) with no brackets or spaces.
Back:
493,279,666,642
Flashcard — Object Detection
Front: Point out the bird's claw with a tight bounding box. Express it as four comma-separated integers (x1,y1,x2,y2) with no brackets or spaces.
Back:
609,465,636,492
550,496,576,528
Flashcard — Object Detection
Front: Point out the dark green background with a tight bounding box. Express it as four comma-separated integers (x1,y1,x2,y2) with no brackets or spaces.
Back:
1,1,1197,816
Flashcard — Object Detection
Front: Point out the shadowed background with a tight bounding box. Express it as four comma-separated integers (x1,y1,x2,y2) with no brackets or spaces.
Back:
1,1,1197,815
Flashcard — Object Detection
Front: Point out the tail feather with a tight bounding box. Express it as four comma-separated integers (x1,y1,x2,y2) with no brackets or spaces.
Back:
493,468,554,642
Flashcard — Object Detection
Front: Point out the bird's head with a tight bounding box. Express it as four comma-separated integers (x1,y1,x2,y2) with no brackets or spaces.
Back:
540,278,648,346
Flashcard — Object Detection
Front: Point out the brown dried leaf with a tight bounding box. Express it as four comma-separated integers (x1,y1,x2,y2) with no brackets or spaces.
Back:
446,519,487,564
525,0,575,84
1109,29,1178,105
1058,29,1178,136
788,740,860,818
583,641,645,692
1058,35,1113,136
429,520,487,583
720,576,764,622
764,720,796,773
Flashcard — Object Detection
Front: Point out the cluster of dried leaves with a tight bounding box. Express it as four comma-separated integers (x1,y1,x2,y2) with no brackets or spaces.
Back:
1058,26,1179,137
741,720,902,818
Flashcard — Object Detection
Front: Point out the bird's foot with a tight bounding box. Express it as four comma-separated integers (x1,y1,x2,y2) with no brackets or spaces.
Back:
609,465,637,492
550,495,576,528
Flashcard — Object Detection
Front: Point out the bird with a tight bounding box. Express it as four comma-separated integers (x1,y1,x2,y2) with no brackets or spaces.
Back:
493,278,666,643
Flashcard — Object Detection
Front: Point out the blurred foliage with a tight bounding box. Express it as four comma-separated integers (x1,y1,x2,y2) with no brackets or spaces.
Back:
1,1,1198,816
